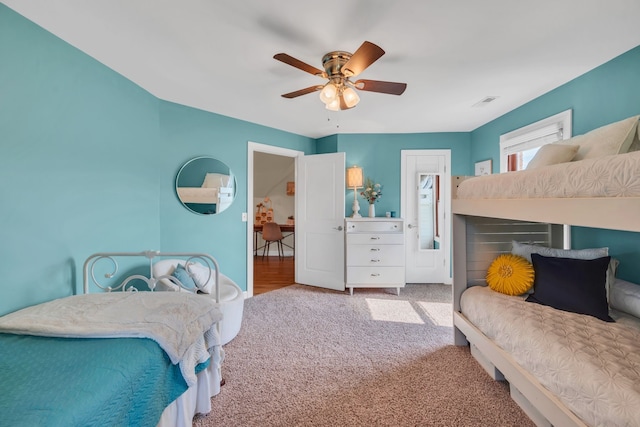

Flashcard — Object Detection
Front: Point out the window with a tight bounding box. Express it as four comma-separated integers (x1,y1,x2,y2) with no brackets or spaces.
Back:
499,109,572,172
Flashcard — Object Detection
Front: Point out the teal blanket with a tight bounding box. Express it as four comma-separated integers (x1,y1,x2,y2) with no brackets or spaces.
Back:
0,333,198,427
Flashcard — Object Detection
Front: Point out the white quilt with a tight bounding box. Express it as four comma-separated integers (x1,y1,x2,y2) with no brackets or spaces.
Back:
0,292,223,386
457,151,640,199
460,286,640,427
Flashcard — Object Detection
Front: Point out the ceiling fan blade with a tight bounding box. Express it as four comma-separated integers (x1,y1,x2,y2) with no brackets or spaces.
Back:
274,53,326,77
281,85,323,99
341,41,385,77
354,79,407,95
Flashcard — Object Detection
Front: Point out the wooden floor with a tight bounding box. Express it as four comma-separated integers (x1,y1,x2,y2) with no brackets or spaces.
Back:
253,255,296,295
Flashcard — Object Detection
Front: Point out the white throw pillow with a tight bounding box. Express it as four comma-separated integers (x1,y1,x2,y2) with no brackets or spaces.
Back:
526,143,579,170
629,124,640,152
202,173,230,188
560,115,639,161
609,278,640,318
186,262,216,294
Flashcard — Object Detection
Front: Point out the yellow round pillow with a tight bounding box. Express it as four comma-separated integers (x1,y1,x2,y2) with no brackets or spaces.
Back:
486,254,534,296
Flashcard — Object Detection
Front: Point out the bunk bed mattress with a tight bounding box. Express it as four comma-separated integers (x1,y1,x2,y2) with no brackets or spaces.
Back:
460,286,640,427
457,150,640,199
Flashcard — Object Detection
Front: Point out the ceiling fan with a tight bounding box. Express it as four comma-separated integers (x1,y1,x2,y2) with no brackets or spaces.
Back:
274,41,407,111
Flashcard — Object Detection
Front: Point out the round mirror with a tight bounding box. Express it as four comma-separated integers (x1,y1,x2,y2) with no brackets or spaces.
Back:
176,157,236,215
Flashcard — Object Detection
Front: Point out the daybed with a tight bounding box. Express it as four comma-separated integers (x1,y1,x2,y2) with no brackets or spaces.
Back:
452,114,640,427
0,251,226,427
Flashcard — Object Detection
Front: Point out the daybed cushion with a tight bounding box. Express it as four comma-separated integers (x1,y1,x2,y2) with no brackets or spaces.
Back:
525,143,579,170
526,253,613,322
485,254,534,295
559,114,639,161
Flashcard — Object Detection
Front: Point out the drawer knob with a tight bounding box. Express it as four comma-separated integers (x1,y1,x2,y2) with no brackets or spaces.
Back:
371,259,381,263
370,237,380,240
370,248,380,252
371,273,381,277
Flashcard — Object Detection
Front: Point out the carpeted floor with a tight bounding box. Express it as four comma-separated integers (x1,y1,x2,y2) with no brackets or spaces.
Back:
194,284,534,427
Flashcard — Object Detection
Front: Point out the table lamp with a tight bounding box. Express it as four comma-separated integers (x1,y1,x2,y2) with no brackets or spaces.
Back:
346,165,364,218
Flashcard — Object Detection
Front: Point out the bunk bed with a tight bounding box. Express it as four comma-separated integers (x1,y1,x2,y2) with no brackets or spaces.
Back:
452,115,640,427
0,251,225,427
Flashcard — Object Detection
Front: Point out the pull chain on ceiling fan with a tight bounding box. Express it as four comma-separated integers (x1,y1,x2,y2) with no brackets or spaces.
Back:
274,41,407,111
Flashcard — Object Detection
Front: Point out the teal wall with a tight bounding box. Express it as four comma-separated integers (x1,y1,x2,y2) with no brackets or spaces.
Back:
2,3,638,316
0,5,160,314
157,101,315,293
470,45,640,283
337,133,471,217
0,5,314,315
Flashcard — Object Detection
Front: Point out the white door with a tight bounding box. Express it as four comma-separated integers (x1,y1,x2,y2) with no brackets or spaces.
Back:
401,150,451,284
296,152,346,291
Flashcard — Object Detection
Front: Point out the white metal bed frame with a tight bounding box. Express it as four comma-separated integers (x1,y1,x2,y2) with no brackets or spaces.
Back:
82,250,221,304
82,250,225,427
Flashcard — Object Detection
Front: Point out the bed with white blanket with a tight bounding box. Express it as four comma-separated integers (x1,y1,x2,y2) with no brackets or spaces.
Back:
452,114,640,426
0,251,225,427
453,114,640,233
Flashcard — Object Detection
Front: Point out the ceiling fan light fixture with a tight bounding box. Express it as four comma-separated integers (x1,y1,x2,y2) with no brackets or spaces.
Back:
275,41,406,111
319,83,338,104
325,97,341,111
342,86,360,108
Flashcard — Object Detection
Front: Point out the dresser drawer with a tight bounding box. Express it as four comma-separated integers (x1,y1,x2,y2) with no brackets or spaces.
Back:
346,267,405,285
347,233,404,245
346,245,404,266
345,220,402,233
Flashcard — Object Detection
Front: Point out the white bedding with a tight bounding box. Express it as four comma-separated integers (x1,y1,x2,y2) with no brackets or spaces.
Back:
460,286,640,427
0,292,222,387
177,186,220,204
457,150,640,199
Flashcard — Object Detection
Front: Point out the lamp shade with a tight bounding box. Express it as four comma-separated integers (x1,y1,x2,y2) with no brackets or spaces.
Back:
342,87,360,108
346,166,364,189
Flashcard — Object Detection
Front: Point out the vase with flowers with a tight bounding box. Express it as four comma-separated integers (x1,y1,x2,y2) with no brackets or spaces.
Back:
360,178,382,218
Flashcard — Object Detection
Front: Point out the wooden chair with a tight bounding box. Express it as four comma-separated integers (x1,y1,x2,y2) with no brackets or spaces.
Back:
262,222,284,260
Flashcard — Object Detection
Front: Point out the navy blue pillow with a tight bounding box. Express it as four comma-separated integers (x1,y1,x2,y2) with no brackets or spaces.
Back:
171,264,196,290
526,253,613,322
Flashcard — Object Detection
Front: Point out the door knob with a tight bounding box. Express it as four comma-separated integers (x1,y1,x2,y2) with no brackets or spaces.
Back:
333,226,343,231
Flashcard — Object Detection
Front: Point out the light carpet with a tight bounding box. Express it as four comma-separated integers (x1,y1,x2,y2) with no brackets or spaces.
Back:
194,284,534,427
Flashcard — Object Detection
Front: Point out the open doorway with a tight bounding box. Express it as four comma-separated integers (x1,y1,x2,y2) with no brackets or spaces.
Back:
253,152,295,295
246,142,303,297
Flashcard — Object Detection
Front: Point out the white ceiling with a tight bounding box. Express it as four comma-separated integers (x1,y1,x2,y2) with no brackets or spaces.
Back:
4,0,640,138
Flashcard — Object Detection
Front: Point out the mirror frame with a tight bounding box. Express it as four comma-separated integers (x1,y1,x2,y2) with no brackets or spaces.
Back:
175,156,236,215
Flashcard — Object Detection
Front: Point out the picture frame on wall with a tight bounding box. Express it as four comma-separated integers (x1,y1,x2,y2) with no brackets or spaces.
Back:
474,159,492,176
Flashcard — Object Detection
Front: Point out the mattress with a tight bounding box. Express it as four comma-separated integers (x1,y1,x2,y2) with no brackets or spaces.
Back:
460,286,640,427
0,333,194,427
457,151,640,199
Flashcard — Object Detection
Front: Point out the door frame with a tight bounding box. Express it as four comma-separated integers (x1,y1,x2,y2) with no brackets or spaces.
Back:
247,142,304,297
400,149,452,284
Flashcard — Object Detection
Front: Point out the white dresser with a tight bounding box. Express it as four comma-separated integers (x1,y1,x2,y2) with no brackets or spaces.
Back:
345,218,405,295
